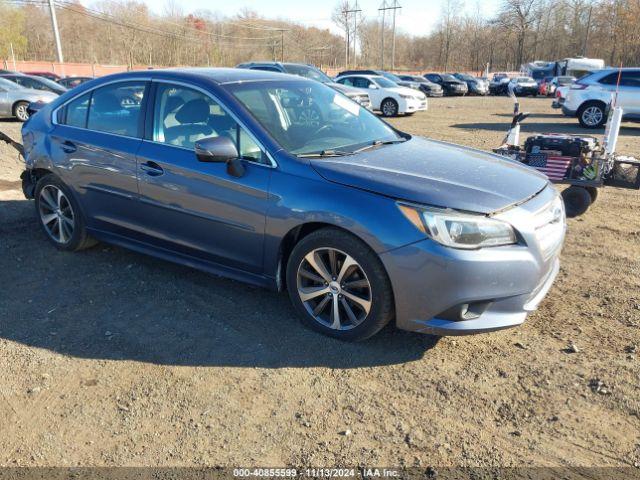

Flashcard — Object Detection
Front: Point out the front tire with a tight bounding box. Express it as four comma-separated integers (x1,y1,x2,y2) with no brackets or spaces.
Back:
286,228,394,341
380,98,399,117
562,186,592,217
578,101,607,128
34,174,97,251
13,101,29,122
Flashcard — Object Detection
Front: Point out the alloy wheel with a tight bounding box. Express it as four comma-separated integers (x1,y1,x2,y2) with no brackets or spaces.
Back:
38,185,75,244
296,248,372,331
582,106,603,127
15,104,29,121
382,100,397,116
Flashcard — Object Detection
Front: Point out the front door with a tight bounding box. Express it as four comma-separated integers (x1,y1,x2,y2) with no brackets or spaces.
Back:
135,82,272,274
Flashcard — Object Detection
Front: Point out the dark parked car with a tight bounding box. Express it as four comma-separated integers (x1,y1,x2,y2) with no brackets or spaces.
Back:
337,70,421,91
489,73,510,95
58,76,94,89
0,73,67,95
397,75,443,97
236,62,370,109
508,76,539,96
423,73,468,96
25,71,63,82
20,68,565,341
452,73,489,95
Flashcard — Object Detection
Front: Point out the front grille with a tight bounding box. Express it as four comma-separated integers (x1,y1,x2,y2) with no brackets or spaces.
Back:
532,195,565,260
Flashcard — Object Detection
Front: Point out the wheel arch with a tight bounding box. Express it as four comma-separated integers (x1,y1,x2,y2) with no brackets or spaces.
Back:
276,222,386,292
11,99,30,114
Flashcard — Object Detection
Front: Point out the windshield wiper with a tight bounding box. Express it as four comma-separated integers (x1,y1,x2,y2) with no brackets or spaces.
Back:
352,138,407,154
297,149,353,158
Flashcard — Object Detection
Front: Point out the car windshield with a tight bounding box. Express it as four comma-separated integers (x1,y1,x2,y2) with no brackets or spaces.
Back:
28,75,67,92
440,74,458,82
0,77,19,90
284,64,333,84
516,77,534,82
380,71,402,82
456,73,474,81
373,77,398,88
228,80,402,156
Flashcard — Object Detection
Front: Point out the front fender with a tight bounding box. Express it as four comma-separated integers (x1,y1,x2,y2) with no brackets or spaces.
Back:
263,167,425,278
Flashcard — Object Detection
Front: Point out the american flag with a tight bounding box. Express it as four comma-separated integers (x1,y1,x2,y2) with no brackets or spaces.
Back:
526,153,572,181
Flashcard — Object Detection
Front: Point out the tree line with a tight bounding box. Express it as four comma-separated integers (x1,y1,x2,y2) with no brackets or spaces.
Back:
1,0,638,72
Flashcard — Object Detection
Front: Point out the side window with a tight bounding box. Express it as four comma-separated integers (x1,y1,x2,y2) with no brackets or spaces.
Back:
86,82,146,137
337,77,354,87
63,92,91,128
620,72,640,88
353,77,371,89
599,73,619,85
154,84,266,163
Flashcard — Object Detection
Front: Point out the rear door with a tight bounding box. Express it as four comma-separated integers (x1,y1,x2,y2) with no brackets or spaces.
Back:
134,81,273,274
618,71,640,115
51,80,148,236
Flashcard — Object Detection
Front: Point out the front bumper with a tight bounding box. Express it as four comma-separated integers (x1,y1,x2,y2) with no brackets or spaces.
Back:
561,105,576,116
380,185,565,336
404,98,428,113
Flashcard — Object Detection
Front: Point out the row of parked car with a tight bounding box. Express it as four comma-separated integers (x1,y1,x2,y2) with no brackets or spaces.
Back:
0,69,94,121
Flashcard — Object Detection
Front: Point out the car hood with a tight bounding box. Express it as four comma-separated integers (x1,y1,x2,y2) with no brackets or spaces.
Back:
310,137,549,214
388,86,422,97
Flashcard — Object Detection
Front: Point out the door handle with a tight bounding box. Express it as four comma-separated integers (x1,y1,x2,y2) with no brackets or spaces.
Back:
61,140,76,153
140,161,164,176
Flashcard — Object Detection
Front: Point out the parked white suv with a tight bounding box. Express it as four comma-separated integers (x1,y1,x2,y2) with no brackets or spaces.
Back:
335,74,427,117
562,68,640,128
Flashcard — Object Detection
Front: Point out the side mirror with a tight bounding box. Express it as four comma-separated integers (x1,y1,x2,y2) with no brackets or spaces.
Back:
194,136,245,177
368,84,378,90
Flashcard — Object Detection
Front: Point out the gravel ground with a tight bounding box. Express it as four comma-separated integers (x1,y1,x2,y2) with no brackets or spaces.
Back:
0,96,638,468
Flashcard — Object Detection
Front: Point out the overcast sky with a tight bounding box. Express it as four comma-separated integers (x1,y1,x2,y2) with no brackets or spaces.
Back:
94,0,502,36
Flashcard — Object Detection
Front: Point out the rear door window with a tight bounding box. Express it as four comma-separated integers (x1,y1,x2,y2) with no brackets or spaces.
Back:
63,92,91,128
620,71,640,88
86,82,146,137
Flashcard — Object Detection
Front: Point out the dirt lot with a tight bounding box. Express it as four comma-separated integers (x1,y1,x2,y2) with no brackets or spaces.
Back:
0,96,639,469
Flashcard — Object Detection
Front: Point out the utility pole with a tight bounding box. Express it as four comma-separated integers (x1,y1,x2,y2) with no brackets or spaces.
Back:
342,3,361,69
379,0,387,69
379,0,401,70
351,1,362,68
390,0,401,70
48,0,64,64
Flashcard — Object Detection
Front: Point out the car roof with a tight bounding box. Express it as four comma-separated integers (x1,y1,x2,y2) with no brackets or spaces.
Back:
337,73,385,80
86,67,305,86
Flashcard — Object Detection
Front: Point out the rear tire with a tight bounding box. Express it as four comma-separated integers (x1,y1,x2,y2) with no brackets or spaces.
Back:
13,101,29,122
578,101,607,128
34,174,97,251
562,186,592,217
286,228,394,341
586,186,599,203
380,98,399,117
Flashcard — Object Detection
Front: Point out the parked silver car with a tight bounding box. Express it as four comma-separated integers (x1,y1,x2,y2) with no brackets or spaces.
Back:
0,77,59,121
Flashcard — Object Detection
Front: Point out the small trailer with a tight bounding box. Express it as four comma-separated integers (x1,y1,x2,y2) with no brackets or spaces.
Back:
494,94,640,217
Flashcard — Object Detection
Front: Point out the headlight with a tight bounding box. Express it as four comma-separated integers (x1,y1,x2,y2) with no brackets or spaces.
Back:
398,204,517,249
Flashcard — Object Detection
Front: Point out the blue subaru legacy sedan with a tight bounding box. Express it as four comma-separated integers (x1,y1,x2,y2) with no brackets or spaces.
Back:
20,68,566,341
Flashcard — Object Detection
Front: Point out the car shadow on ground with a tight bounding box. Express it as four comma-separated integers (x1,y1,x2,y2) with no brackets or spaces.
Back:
0,198,439,369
